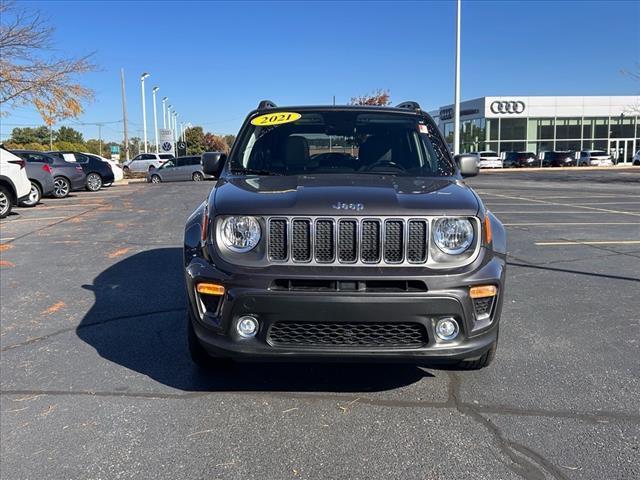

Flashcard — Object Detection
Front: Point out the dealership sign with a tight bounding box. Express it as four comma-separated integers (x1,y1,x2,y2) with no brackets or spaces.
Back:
489,100,526,115
158,128,174,155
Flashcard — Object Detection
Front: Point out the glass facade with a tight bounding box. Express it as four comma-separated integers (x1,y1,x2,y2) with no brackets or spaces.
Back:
442,114,640,163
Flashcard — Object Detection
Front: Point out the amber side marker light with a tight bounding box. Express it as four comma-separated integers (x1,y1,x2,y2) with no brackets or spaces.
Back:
470,285,497,299
196,283,225,296
484,214,492,243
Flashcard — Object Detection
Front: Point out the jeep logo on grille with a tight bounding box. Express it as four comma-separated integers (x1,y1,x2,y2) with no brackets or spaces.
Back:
332,202,364,211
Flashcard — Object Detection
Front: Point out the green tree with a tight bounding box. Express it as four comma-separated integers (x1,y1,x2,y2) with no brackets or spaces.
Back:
10,126,51,144
185,126,205,155
53,140,84,151
56,126,83,143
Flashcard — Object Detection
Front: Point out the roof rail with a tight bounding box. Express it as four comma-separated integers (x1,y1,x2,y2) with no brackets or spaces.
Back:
395,101,421,111
257,100,278,109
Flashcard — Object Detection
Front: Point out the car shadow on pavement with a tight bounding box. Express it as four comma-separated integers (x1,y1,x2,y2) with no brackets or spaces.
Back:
76,247,431,393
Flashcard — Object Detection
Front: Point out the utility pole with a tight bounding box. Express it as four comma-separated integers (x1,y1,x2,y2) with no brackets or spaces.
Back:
98,124,103,156
162,97,168,129
49,124,53,150
121,68,130,160
453,0,461,155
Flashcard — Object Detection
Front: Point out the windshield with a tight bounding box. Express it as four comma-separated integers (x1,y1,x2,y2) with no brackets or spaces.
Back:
229,110,454,176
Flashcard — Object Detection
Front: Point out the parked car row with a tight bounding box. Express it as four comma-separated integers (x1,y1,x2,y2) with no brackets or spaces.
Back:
146,155,215,183
0,145,123,219
468,149,629,169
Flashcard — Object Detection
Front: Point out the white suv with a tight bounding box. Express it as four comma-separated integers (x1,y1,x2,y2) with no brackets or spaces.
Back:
577,150,613,167
0,146,31,218
122,153,174,173
471,151,503,168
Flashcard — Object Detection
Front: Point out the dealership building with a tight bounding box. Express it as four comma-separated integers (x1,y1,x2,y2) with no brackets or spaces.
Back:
430,95,640,164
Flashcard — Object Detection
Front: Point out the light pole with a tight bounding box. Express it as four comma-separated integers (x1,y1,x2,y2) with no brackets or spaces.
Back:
152,87,159,153
162,97,168,128
140,72,150,153
173,112,178,144
453,0,461,155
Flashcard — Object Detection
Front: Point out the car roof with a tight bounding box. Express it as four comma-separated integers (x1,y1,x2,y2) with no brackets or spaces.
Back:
251,104,426,117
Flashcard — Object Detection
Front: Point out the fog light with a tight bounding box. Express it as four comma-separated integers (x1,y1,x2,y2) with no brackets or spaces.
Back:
435,317,459,341
236,316,258,338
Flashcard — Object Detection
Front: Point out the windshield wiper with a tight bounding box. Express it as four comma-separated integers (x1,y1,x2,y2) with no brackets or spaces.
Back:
230,168,282,176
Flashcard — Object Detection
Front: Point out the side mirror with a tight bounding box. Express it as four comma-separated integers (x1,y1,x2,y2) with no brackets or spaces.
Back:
455,154,479,177
202,152,227,177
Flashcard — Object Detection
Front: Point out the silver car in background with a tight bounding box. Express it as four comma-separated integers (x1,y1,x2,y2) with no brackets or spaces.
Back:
577,150,613,166
146,155,215,183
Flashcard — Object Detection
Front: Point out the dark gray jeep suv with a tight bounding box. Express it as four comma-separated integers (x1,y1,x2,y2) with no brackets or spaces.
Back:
184,101,506,369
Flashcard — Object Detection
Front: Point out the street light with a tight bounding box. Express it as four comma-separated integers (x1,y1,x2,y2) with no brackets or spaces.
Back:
173,112,178,144
140,72,150,153
453,0,461,155
162,97,168,129
152,87,159,153
167,105,172,131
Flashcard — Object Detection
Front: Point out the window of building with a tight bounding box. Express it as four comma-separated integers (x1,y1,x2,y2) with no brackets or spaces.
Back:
536,119,554,140
609,116,635,138
486,119,499,141
500,118,527,141
556,140,581,151
555,118,581,139
499,141,526,153
593,118,609,138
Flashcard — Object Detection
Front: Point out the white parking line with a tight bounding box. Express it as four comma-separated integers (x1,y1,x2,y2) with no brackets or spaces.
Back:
536,240,640,246
483,192,640,217
504,222,640,226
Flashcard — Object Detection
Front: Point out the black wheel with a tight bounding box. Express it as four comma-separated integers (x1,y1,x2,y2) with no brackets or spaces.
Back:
0,185,12,218
123,166,130,173
192,171,204,182
52,177,71,198
19,181,41,207
187,312,233,370
150,174,161,184
86,172,103,191
458,328,498,370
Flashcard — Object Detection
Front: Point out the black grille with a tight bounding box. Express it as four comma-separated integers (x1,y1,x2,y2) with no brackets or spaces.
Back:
268,218,433,264
384,221,404,263
268,219,287,261
338,220,357,262
407,220,428,263
473,297,494,319
361,220,381,263
291,219,311,262
315,220,335,262
268,321,427,348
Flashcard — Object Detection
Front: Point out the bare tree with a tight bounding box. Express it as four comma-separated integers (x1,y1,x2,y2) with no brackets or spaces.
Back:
620,63,640,115
349,89,391,106
0,1,95,125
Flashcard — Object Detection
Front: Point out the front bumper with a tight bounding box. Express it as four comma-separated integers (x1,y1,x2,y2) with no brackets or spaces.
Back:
185,249,506,362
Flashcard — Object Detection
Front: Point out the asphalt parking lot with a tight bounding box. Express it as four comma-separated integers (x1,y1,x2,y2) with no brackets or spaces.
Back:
1,169,639,480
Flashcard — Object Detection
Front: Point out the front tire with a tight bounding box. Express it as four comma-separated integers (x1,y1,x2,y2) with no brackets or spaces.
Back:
187,312,233,370
19,182,42,207
0,185,12,218
52,177,71,198
150,174,161,183
192,171,204,182
86,173,103,191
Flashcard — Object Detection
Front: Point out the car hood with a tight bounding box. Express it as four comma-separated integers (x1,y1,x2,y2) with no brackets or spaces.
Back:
212,174,480,216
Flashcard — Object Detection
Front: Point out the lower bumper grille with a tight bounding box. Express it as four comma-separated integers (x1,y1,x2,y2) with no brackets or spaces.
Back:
267,321,428,348
473,296,495,319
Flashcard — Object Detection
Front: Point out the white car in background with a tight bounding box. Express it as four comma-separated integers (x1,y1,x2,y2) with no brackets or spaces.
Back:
471,151,503,168
122,153,174,173
82,153,124,183
577,150,613,167
0,145,31,218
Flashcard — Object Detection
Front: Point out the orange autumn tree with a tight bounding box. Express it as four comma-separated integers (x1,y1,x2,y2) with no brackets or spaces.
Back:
0,1,95,126
349,89,391,106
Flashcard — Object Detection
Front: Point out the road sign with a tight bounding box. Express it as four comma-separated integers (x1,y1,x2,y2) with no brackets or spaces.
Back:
159,128,174,155
110,145,120,155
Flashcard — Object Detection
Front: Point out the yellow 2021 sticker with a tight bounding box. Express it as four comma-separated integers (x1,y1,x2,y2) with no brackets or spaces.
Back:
250,112,301,127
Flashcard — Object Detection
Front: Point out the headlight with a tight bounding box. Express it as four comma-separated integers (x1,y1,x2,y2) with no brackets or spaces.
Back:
433,218,474,255
220,216,261,252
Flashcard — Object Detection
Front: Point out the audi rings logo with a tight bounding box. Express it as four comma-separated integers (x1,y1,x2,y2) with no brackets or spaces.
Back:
490,100,526,114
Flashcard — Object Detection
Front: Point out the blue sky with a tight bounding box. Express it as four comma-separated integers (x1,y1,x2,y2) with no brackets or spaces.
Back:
1,0,639,142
